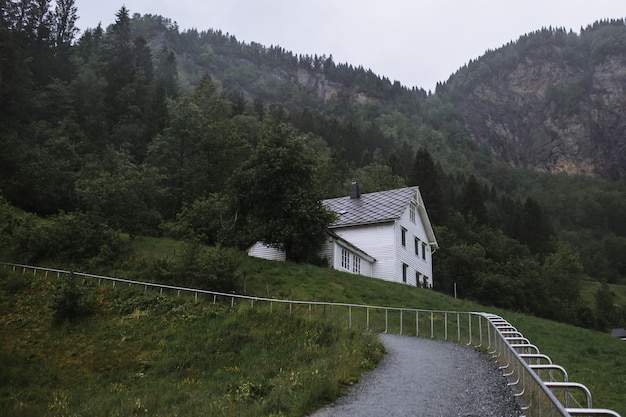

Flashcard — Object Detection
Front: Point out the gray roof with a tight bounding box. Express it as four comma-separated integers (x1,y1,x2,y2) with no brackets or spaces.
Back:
323,187,419,228
611,328,626,338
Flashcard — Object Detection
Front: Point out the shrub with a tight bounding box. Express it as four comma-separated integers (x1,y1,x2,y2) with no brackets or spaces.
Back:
49,275,97,323
8,211,125,264
141,241,241,292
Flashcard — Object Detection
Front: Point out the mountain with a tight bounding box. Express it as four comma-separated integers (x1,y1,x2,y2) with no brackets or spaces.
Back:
136,17,626,180
440,21,626,180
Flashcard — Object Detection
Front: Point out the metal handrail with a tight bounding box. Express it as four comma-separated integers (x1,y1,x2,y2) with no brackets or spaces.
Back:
482,314,622,417
0,262,482,337
2,262,622,417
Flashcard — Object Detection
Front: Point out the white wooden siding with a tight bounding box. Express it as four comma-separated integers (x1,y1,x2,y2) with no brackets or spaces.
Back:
394,203,434,287
322,238,374,277
247,242,286,261
320,238,335,266
331,222,396,283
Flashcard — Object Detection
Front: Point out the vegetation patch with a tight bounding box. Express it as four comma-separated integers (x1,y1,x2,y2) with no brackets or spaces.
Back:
0,270,383,417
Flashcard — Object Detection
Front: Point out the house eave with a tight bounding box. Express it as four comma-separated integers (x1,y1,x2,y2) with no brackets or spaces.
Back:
328,219,395,229
327,230,376,263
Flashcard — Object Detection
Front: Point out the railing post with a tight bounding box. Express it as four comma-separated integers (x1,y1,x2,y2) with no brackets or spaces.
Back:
385,309,388,333
416,310,419,336
430,311,434,338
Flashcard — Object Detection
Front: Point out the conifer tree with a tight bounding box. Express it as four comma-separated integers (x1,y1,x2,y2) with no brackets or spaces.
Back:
408,147,447,224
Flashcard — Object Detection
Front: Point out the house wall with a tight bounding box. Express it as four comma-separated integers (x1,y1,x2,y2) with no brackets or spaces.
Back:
247,242,286,262
320,238,374,277
332,202,434,287
331,223,396,282
394,204,434,287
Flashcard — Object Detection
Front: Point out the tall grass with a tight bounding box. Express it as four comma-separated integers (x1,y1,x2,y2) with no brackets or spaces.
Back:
0,271,383,417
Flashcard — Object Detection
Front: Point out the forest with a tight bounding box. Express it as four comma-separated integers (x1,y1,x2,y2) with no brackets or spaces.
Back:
1,1,625,331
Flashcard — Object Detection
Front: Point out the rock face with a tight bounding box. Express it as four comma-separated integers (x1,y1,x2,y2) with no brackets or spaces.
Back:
446,26,626,180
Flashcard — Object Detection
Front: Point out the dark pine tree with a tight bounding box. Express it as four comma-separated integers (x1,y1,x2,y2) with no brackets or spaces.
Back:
458,174,488,225
408,147,447,225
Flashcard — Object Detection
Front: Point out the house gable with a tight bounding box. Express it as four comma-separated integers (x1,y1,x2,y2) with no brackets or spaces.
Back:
322,184,438,286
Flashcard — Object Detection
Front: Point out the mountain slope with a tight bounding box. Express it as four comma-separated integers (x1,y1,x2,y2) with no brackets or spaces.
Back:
442,21,626,179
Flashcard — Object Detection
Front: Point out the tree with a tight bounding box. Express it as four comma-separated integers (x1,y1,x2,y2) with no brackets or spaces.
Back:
51,0,78,78
75,150,163,238
102,7,134,114
408,147,447,224
161,194,237,246
155,46,179,98
351,162,406,193
146,75,250,215
595,281,616,330
542,247,584,322
515,197,554,257
230,121,336,262
458,174,488,225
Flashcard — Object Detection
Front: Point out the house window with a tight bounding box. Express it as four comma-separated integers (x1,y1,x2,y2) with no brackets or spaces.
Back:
416,272,421,287
352,256,361,274
422,242,427,260
410,203,416,223
414,237,420,256
402,263,408,283
401,227,407,247
341,248,350,270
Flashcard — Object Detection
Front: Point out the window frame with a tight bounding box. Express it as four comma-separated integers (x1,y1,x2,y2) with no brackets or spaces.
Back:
352,256,361,274
341,248,350,270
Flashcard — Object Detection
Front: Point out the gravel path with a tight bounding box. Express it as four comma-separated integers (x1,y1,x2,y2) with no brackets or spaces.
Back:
309,334,522,417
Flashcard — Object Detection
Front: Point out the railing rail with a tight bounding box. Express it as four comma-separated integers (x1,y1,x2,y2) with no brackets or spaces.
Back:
2,262,621,417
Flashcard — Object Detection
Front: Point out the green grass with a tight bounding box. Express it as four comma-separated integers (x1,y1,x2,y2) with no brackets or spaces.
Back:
0,271,383,417
580,280,626,308
2,248,626,416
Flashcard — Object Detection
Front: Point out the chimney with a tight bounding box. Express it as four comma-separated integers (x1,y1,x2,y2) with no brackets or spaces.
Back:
349,182,360,199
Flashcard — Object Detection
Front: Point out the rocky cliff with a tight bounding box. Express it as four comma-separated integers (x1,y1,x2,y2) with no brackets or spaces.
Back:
444,23,626,180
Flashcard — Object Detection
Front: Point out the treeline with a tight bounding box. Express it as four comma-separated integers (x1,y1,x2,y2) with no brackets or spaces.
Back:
443,18,626,96
1,3,625,331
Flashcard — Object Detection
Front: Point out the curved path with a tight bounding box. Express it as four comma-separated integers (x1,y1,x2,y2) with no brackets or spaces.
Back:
309,334,522,417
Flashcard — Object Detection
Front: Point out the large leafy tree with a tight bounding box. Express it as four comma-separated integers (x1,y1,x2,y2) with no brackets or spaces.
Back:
75,149,163,239
231,121,336,262
146,75,250,216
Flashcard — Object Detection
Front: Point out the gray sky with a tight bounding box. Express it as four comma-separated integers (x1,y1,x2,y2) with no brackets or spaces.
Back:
73,0,625,92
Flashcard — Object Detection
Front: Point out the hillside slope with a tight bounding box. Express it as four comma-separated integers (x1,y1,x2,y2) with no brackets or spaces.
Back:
443,21,626,179
1,256,625,415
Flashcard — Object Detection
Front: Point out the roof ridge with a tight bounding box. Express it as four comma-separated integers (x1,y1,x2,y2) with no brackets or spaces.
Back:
323,186,418,227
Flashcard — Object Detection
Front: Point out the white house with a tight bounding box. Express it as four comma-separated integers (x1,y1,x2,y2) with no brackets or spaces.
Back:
320,183,438,287
248,182,439,287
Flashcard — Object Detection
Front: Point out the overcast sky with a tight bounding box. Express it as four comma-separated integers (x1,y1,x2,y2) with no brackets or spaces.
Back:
73,0,625,92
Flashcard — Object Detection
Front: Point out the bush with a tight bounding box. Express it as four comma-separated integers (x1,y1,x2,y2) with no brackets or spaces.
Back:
49,275,97,323
141,241,242,292
8,211,125,264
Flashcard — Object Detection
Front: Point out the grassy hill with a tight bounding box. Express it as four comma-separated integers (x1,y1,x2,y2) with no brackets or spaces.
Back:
1,238,625,416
